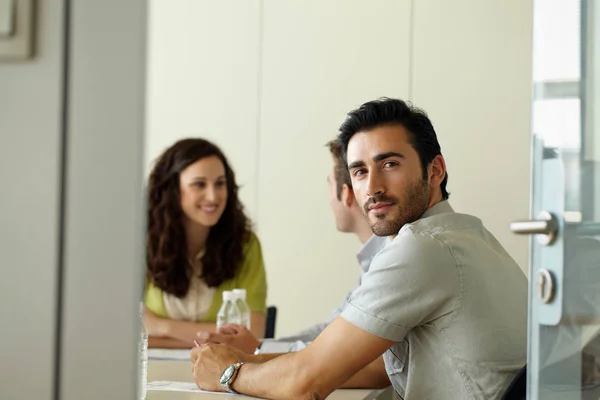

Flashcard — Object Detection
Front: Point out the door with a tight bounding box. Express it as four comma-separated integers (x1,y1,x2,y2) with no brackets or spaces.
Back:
510,0,600,398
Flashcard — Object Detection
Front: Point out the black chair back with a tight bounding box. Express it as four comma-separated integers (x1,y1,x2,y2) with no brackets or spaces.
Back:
264,306,277,339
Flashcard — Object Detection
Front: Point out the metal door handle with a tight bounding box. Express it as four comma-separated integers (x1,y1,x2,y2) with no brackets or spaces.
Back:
510,211,558,246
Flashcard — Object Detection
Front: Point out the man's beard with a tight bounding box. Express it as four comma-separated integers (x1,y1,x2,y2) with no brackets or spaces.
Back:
363,179,430,236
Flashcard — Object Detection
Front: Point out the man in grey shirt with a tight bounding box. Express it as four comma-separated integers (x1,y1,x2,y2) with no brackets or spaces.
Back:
196,140,387,353
192,98,528,399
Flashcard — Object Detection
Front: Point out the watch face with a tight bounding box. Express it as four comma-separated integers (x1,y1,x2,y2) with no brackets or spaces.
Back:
220,365,235,385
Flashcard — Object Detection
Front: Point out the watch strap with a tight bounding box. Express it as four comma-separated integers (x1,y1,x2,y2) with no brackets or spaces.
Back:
221,362,244,394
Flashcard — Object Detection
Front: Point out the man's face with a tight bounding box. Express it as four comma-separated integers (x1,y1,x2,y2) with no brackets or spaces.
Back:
347,124,430,236
327,163,353,232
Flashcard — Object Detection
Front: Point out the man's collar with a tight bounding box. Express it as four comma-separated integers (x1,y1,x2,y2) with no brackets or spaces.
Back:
357,201,454,269
421,200,454,219
356,234,387,273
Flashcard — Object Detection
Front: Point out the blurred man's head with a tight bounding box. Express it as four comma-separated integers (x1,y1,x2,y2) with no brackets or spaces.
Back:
327,140,368,236
337,98,448,237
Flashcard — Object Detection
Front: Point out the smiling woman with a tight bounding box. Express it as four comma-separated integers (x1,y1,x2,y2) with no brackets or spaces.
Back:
143,138,267,348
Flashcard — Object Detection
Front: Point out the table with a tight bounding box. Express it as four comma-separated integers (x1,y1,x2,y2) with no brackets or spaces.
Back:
146,359,385,399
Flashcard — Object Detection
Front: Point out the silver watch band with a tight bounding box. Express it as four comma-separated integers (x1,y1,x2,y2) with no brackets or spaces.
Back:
221,362,244,394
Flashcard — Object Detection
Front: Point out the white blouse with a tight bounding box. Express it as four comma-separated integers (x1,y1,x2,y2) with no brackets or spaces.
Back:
162,249,216,322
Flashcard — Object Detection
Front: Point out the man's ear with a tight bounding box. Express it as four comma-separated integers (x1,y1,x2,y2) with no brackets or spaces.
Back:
341,184,355,208
428,155,446,188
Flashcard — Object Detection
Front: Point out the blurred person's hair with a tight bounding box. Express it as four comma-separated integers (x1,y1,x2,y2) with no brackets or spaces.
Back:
146,138,252,297
327,139,353,200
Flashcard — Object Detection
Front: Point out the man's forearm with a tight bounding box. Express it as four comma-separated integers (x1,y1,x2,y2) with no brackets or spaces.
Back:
247,352,284,363
233,352,330,399
340,356,390,389
193,317,394,399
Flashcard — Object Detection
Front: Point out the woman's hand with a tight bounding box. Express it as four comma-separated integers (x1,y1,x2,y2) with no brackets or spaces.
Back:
196,324,261,355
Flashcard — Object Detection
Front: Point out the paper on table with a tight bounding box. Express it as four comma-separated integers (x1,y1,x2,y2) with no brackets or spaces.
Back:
259,340,308,354
148,348,192,361
147,380,238,395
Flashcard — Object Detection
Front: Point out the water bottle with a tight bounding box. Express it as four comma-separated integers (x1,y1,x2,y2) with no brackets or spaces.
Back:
217,290,241,330
139,303,148,400
233,288,251,330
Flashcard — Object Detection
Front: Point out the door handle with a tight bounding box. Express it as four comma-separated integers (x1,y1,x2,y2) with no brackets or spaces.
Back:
509,211,558,246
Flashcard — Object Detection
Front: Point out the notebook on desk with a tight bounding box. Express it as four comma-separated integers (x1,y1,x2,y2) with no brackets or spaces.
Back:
148,348,193,361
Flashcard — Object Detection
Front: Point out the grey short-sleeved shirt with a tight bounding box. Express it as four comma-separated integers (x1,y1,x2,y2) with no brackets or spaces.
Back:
341,201,527,399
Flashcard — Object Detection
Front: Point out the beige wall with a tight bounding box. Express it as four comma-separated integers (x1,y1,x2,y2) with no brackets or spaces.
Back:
257,0,412,335
411,0,533,275
145,0,262,218
146,0,532,336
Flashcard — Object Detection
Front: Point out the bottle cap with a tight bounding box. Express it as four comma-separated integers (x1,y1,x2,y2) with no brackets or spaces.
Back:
223,290,235,301
233,288,247,300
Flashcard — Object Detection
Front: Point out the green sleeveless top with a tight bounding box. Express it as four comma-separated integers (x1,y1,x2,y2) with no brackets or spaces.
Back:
144,233,267,321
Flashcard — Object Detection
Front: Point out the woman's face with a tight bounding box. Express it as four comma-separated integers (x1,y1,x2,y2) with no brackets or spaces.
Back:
179,155,228,228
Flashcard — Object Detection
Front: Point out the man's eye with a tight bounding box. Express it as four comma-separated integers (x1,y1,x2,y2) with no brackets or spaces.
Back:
383,161,397,168
354,169,366,177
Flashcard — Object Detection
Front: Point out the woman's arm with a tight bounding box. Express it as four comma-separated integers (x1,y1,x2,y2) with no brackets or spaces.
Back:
159,319,218,343
163,311,265,344
249,311,266,339
144,307,266,344
148,336,192,349
144,306,217,343
236,234,268,338
163,311,265,343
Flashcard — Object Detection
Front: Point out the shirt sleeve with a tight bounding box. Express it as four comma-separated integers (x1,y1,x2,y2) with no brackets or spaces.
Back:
144,281,168,318
341,227,460,342
236,233,268,313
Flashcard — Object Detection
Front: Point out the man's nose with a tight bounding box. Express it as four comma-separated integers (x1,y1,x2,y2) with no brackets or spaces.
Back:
366,173,384,197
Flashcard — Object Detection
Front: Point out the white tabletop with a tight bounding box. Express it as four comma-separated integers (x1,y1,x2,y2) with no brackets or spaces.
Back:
146,359,382,400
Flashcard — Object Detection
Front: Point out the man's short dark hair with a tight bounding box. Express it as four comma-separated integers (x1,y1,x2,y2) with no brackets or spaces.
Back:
327,139,352,200
337,97,449,200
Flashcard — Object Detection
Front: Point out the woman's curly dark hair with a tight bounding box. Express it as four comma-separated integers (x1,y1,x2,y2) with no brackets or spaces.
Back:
146,138,252,297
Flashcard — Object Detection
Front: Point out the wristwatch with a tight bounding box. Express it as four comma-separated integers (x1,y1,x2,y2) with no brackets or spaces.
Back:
219,362,245,394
